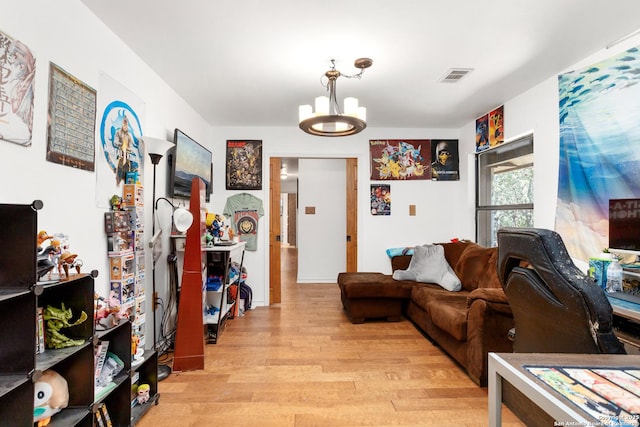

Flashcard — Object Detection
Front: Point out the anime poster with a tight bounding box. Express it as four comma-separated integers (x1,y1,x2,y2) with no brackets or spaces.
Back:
95,72,145,208
370,184,391,215
430,139,460,181
369,139,430,180
556,45,640,261
488,105,504,148
226,140,262,190
475,114,489,152
0,30,35,146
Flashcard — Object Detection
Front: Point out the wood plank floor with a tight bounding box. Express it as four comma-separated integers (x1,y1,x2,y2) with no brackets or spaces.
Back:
137,247,525,426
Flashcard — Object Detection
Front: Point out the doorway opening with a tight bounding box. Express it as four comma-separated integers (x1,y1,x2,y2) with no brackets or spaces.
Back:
269,157,358,305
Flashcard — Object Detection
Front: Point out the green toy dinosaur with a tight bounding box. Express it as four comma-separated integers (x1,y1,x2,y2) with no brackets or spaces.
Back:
43,303,88,349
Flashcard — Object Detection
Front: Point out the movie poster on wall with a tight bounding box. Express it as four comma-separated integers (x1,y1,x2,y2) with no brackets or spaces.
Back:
369,139,430,180
489,105,504,147
370,184,391,215
476,105,505,152
475,114,489,152
226,140,263,190
430,139,460,181
0,29,35,147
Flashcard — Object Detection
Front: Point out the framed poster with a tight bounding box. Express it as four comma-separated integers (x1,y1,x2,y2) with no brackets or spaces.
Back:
0,30,35,146
47,62,97,171
226,140,262,190
370,184,391,215
369,139,430,180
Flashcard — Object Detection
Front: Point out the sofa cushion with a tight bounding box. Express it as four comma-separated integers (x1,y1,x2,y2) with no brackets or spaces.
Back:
454,245,501,291
392,244,462,291
426,297,468,341
411,284,468,311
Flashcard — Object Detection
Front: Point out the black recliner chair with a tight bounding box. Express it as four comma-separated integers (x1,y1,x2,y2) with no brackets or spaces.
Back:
497,227,625,354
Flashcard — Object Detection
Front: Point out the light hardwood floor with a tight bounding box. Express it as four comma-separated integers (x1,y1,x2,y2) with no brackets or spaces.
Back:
137,247,525,426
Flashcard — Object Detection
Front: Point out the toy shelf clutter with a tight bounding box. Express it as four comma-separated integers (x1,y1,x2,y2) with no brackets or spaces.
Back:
0,201,156,427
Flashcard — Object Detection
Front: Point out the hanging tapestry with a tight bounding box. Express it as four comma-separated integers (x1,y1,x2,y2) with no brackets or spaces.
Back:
556,45,640,261
0,29,35,146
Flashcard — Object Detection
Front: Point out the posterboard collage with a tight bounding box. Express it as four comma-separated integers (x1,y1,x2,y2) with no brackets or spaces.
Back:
525,365,640,426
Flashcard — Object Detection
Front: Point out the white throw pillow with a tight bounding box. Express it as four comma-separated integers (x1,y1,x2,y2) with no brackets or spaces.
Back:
392,244,462,291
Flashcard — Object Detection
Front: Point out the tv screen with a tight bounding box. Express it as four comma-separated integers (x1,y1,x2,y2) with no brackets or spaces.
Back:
169,129,212,202
608,198,640,252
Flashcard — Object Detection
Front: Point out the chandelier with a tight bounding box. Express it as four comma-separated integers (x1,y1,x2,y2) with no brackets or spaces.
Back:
299,58,373,137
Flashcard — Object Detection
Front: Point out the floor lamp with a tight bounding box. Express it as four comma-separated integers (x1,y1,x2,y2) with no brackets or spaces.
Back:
144,136,176,381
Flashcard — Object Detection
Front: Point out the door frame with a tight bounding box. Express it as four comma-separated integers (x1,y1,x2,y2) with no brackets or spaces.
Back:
268,157,358,304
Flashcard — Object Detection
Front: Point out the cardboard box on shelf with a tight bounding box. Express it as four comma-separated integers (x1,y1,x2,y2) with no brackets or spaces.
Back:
109,252,135,280
122,184,144,207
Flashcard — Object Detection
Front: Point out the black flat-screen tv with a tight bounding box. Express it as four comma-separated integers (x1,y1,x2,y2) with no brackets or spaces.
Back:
609,198,640,252
168,128,212,202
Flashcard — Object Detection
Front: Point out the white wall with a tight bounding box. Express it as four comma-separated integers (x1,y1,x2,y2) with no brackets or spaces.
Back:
460,33,640,239
0,0,210,349
209,126,469,303
297,158,346,283
15,0,620,318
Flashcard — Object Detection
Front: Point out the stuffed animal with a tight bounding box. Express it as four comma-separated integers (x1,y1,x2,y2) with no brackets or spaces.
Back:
34,369,69,426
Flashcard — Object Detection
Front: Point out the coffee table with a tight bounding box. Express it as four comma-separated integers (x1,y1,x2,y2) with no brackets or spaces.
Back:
488,352,640,426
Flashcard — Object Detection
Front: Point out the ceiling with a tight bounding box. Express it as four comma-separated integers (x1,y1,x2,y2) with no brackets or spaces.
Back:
80,0,640,130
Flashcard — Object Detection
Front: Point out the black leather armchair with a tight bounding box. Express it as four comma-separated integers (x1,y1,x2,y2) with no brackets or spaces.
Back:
497,227,625,354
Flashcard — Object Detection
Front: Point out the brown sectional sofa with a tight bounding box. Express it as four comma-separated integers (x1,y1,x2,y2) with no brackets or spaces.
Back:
337,241,514,386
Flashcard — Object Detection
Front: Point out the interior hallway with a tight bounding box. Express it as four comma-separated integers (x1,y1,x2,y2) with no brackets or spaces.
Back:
137,247,524,426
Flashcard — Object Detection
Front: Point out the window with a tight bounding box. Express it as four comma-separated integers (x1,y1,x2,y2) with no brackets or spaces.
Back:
476,135,534,247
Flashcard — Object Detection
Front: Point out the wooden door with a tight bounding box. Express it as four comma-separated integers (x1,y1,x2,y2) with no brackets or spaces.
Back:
346,158,357,272
269,157,282,303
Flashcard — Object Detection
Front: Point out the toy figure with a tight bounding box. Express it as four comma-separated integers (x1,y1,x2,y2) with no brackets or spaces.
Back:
59,251,82,277
37,230,52,248
43,303,88,349
34,369,69,426
110,194,123,211
136,384,151,404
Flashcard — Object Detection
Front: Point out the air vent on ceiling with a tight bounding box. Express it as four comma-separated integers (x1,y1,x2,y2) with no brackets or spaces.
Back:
440,68,474,83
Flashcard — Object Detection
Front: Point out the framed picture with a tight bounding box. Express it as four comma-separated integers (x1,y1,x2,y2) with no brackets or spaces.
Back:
47,62,97,170
226,140,263,190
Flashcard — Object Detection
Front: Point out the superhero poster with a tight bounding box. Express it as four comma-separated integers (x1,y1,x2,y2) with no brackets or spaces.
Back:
370,184,391,216
226,140,262,190
369,139,431,180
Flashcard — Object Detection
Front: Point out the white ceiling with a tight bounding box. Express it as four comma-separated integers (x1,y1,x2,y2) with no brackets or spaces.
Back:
80,0,640,129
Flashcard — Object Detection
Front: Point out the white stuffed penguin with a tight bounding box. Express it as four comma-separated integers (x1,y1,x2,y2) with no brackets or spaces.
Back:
33,369,69,426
